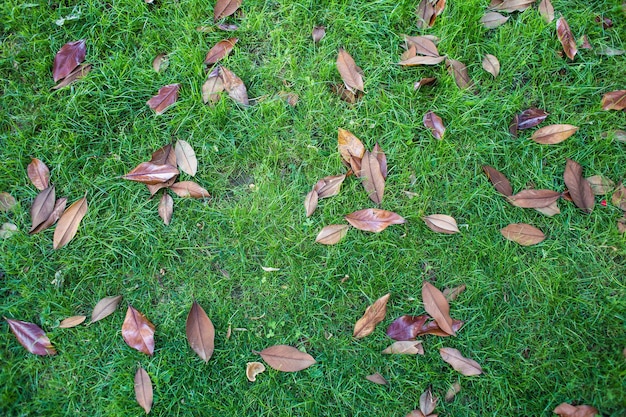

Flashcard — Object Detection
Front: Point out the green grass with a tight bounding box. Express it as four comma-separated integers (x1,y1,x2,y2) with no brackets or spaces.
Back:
1,0,626,415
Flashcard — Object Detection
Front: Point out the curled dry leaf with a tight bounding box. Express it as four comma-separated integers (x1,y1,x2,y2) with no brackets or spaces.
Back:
399,55,445,66
214,0,242,21
220,66,249,105
553,403,599,417
146,177,177,197
445,382,462,402
480,12,509,28
331,83,362,103
90,295,123,323
423,214,459,234
440,347,483,376
5,318,56,356
337,48,364,93
147,83,180,115
482,54,500,77
423,111,445,140
517,108,549,130
59,315,86,328
259,345,316,372
586,175,614,195
314,174,346,198
345,208,406,233
312,26,325,43
446,59,472,89
315,224,349,245
27,158,50,191
495,0,534,12
261,266,280,272
382,340,424,355
52,39,86,82
419,318,464,337
443,284,466,302
416,0,436,29
30,186,56,233
134,367,153,414
158,193,173,225
0,192,17,212
401,45,417,61
30,197,67,234
53,195,87,250
508,189,561,208
246,362,266,382
422,282,455,336
204,38,238,65
360,150,385,204
404,35,440,57
52,64,91,90
539,0,555,23
535,201,561,217
501,223,546,246
186,301,215,363
387,315,429,341
564,159,594,213
338,128,365,165
482,166,512,196
122,305,155,355
150,144,177,166
169,181,210,198
420,388,438,416
202,67,224,105
353,293,390,339
414,77,437,90
152,53,169,73
557,17,578,60
601,90,626,111
531,124,578,144
365,372,388,385
304,190,318,217
174,140,197,177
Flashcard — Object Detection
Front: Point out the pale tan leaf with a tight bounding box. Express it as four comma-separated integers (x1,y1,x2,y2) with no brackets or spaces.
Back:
169,181,210,198
314,174,346,199
158,193,173,225
204,38,238,65
134,367,153,414
214,0,241,21
336,48,364,93
422,282,455,335
331,83,362,103
27,158,50,191
501,223,545,246
150,144,177,167
423,214,459,234
90,295,123,323
0,192,17,212
596,47,625,56
440,347,483,376
123,162,179,185
30,197,67,234
445,382,461,401
564,159,594,213
482,166,512,196
53,196,87,250
480,12,509,28
147,83,180,115
220,66,248,105
530,124,578,144
202,67,224,105
59,315,86,328
259,345,316,372
365,372,388,385
186,301,215,362
601,90,626,111
508,189,561,208
312,26,325,43
586,175,614,195
446,59,472,89
403,35,439,57
315,224,349,245
345,209,406,233
553,403,599,417
338,128,365,164
304,190,318,217
557,17,578,60
51,64,91,90
535,201,561,216
353,293,390,338
482,54,500,77
174,140,198,177
423,111,445,140
420,388,438,416
246,362,266,382
360,150,385,204
443,284,466,302
399,55,445,66
539,0,554,23
122,305,155,355
489,0,533,12
30,186,56,233
152,53,169,73
382,340,424,355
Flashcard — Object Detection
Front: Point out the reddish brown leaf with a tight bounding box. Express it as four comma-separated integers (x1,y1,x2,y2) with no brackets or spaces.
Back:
0,192,16,212
146,177,177,197
174,140,197,177
440,347,482,376
517,108,549,130
122,305,155,355
134,367,153,414
404,35,439,57
246,361,266,381
446,59,472,89
365,372,388,385
52,39,86,82
345,209,406,233
150,144,177,167
406,410,426,417
202,67,224,105
553,403,599,417
416,0,436,29
315,224,349,245
601,90,626,111
443,284,466,302
53,196,88,249
414,77,437,90
330,83,362,103
186,301,215,363
482,54,500,77
5,318,57,356
147,84,180,115
337,48,364,93
564,159,594,213
90,295,123,324
27,158,50,191
557,17,578,60
422,282,455,336
539,0,554,23
348,156,362,177
30,197,67,234
423,111,446,140
509,114,519,137
338,128,365,164
386,315,429,341
360,150,385,204
216,23,239,31
372,143,387,180
158,193,173,225
581,35,592,49
314,174,346,198
382,340,424,355
30,186,56,233
204,38,238,65
304,190,318,217
595,16,613,29
399,55,445,66
169,181,210,198
531,124,578,144
418,318,464,337
420,388,438,416
480,12,509,28
401,45,417,61
423,214,459,234
612,184,626,210
59,315,86,328
312,26,325,43
501,223,546,246
482,166,512,196
508,189,561,208
586,175,614,195
214,0,241,21
123,162,179,185
220,66,248,105
353,293,390,338
259,345,316,372
52,64,91,90
152,53,169,73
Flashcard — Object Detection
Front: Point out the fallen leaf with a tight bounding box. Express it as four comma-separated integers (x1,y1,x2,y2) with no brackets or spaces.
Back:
52,64,91,90
278,91,299,106
146,177,177,197
539,0,554,23
482,166,512,196
174,140,198,177
404,35,440,57
169,181,210,198
414,77,437,90
52,39,86,82
315,224,349,245
0,222,18,239
53,195,87,250
246,362,266,381
372,143,387,179
564,159,594,213
360,150,385,204
204,38,238,65
202,67,224,105
216,23,239,31
338,128,366,165
59,315,86,328
382,340,424,355
401,45,417,61
601,90,626,111
312,26,325,43
446,59,472,89
220,66,249,105
535,201,561,217
152,53,169,73
418,318,464,337
314,174,346,199
619,217,626,233
517,108,549,130
422,282,455,336
304,190,318,217
261,266,280,272
158,193,173,225
405,410,426,417
353,293,390,338
214,0,241,21
443,284,466,302
5,318,57,356
386,315,429,341
259,345,316,372
423,111,446,140
345,209,406,233
586,175,614,195
612,184,626,210
416,0,436,29
0,192,17,212
122,305,155,355
595,15,612,29
420,388,438,416
480,12,509,28
30,186,56,233
501,223,546,246
27,158,51,191
482,54,500,77
134,367,153,414
399,55,445,66
147,84,180,115
423,214,459,234
440,347,482,376
557,17,578,60
489,0,533,12
445,382,461,401
580,35,592,49
595,46,625,56
508,189,561,208
90,295,123,323
150,144,177,167
553,403,599,417
186,301,215,363
123,162,179,185
336,48,364,93
530,124,578,144
365,372,388,385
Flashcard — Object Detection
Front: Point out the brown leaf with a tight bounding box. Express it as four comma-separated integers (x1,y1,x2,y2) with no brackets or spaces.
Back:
150,144,177,167
418,318,464,337
246,362,266,381
278,91,299,106
539,0,554,23
405,410,426,417
564,159,594,213
169,181,210,198
220,66,249,105
147,83,180,115
215,23,239,31
557,17,578,60
531,124,578,144
146,177,177,197
314,174,346,199
517,107,549,130
30,186,56,233
338,128,365,165
482,54,500,77
372,143,387,180
52,64,91,90
509,114,519,137
404,35,440,57
345,209,406,233
365,372,388,385
535,201,561,217
30,197,67,234
482,166,512,196
414,77,437,90
443,284,466,302
304,190,318,217
123,162,179,185
53,196,87,250
353,293,390,338
204,38,238,65
174,140,198,177
5,318,57,356
440,347,483,376
337,48,364,93
423,111,446,140
382,340,424,355
158,193,173,225
420,388,438,416
312,26,325,43
553,403,599,417
202,67,224,105
315,224,349,245
446,59,472,89
348,156,362,177
489,0,533,12
360,150,385,204
214,0,241,21
90,295,123,323
480,12,509,28
399,55,445,66
586,175,614,195
612,184,626,210
422,282,455,336
401,45,417,61
152,53,169,73
134,367,153,414
423,214,459,234
27,158,50,191
59,315,86,328
508,189,561,208
445,382,462,401
386,315,429,341
416,0,436,29
501,223,546,246
122,305,155,355
601,90,626,111
0,192,17,212
580,35,592,49
52,39,86,82
186,301,215,363
259,345,316,372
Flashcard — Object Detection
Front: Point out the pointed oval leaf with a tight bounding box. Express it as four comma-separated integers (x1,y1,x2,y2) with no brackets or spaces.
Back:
365,372,388,385
557,17,578,60
416,0,436,29
152,53,169,73
52,64,91,90
59,315,86,328
0,192,16,212
440,347,483,376
338,128,365,164
150,144,177,167
304,190,318,217
401,44,417,61
406,410,426,417
30,197,67,234
147,84,180,115
186,301,215,362
204,38,238,65
27,158,50,191
414,77,437,90
52,39,86,82
337,48,364,92
586,175,614,195
30,186,56,233
501,223,545,246
535,201,561,217
423,214,459,234
246,361,266,381
386,315,429,341
5,318,57,355
259,345,316,372
360,151,385,204
531,124,578,144
123,162,179,185
508,189,561,208
601,90,626,111
169,181,210,198
382,340,424,355
214,0,242,21
482,166,512,196
146,177,177,196
553,403,599,417
423,111,446,139
564,159,594,213
312,26,325,43
314,174,346,199
446,59,472,89
220,66,249,105
122,305,155,355
482,54,500,77
480,12,509,28
174,140,197,177
372,143,387,179
399,55,445,66
315,224,349,245
90,295,123,323
353,293,390,338
420,388,438,416
417,318,464,337
403,35,440,57
422,282,455,335
134,367,153,414
202,69,224,105
53,196,87,250
489,0,533,12
517,107,549,130
539,0,554,23
345,209,406,233
158,193,173,225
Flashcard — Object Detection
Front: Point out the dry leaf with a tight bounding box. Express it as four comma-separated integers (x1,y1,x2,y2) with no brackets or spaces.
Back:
612,184,626,210
146,177,177,197
169,181,210,198
124,163,178,185
553,403,599,417
337,48,364,93
312,26,325,43
261,266,280,272
220,66,249,105
52,39,86,82
5,318,57,356
0,192,16,212
517,108,549,130
501,223,546,246
618,217,626,234
580,35,592,49
423,111,445,140
382,340,424,355
482,166,512,196
134,367,153,414
508,189,561,208
480,12,509,28
30,197,67,234
386,315,429,341
365,372,388,385
53,195,87,250
214,0,241,21
405,410,426,417
186,301,215,363
482,54,500,77
152,53,169,73
440,347,482,376
204,38,238,65
174,140,197,177
596,47,625,56
158,193,173,225
150,144,177,167
422,282,455,336
360,150,385,204
557,17,578,60
52,64,91,90
446,59,472,89
414,77,437,90
445,382,461,401
423,214,459,234
564,159,594,213
0,222,17,239
489,0,533,12
315,224,349,245
535,201,561,217
259,345,316,372
404,35,440,57
420,388,438,416
586,175,614,195
147,83,180,115
353,293,390,338
59,315,86,328
330,83,362,103
416,0,436,29
601,90,626,111
539,0,554,23
399,55,445,66
30,186,56,233
338,128,365,164
122,305,155,355
202,67,224,105
278,91,299,106
443,284,466,302
90,295,123,323
246,362,266,382
304,190,318,217
372,143,387,179
345,209,406,233
401,45,417,61
27,158,50,191
531,124,578,144
418,318,464,337
314,174,346,199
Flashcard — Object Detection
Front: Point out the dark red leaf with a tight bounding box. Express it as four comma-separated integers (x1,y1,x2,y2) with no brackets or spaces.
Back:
517,108,549,130
5,318,57,356
147,84,180,115
52,40,86,82
386,315,429,341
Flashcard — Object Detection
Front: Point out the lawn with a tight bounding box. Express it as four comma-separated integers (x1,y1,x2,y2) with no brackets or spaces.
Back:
1,0,625,416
